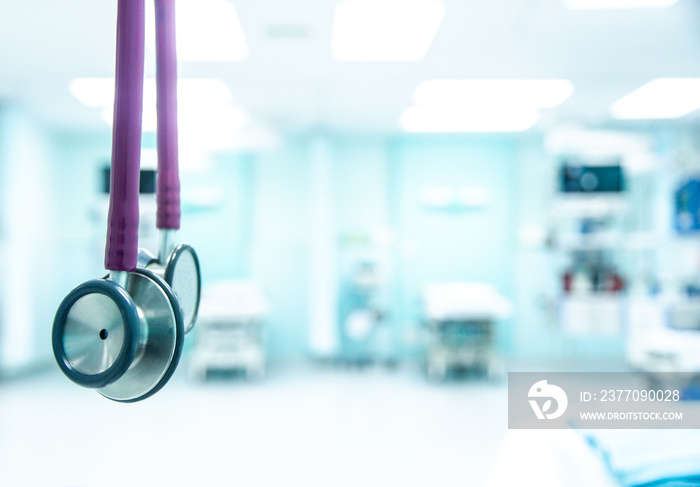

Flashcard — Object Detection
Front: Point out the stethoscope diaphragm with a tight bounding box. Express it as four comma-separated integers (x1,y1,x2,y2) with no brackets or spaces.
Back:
53,278,139,389
53,269,184,402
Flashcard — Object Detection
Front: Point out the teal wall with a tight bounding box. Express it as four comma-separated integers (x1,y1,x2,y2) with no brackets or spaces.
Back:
0,105,62,370
179,134,522,360
391,137,518,355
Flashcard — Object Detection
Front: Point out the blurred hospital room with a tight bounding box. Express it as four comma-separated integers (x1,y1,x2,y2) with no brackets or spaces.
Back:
3,0,700,485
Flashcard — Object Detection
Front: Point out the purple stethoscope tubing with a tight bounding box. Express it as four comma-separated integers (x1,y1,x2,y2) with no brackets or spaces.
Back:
104,0,145,273
155,0,181,231
153,0,201,333
105,0,181,272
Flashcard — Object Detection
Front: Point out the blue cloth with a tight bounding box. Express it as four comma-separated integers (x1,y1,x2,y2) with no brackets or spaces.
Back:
639,478,700,487
583,430,700,487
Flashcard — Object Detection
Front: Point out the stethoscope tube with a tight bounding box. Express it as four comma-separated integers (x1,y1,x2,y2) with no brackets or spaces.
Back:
150,0,201,334
105,0,145,273
155,0,180,232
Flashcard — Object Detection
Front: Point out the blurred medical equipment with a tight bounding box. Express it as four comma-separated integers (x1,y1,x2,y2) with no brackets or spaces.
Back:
674,176,700,234
52,0,196,401
625,174,700,375
562,250,625,294
338,260,386,366
189,281,268,380
559,248,625,336
422,282,511,381
560,160,625,194
552,162,629,336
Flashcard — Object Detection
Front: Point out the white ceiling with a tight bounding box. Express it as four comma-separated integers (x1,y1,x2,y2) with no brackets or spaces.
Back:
1,0,699,137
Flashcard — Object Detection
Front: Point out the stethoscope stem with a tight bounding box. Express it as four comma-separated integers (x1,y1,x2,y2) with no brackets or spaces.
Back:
109,270,129,289
158,229,176,264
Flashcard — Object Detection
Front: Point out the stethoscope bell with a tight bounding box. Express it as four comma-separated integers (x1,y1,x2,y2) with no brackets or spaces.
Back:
138,239,201,334
52,269,184,402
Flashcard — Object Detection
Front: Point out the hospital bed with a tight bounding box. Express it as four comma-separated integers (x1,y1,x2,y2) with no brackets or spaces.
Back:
188,281,268,380
627,297,700,374
422,282,512,380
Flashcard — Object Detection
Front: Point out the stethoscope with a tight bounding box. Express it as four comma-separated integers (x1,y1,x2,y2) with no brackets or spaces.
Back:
52,0,201,402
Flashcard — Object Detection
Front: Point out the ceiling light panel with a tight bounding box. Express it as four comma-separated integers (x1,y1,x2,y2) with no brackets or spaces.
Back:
413,79,574,109
69,78,114,108
332,0,445,62
70,78,232,109
146,0,248,62
101,105,248,133
564,0,678,9
399,106,540,132
610,78,700,119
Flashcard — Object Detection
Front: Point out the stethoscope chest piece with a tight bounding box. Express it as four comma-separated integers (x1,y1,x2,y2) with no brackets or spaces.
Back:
163,243,200,334
139,243,201,334
52,269,184,402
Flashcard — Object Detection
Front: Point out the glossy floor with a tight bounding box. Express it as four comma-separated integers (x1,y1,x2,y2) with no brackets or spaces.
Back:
0,364,508,487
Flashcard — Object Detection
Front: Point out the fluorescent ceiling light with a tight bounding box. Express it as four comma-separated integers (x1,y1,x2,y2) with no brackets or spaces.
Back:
564,0,678,8
70,78,232,108
545,127,652,155
180,105,248,132
69,78,114,107
399,106,540,132
142,78,233,109
610,78,700,119
413,79,574,109
400,78,570,132
332,0,445,62
146,0,248,62
101,105,248,133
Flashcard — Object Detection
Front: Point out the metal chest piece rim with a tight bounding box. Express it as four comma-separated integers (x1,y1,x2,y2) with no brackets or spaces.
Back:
51,269,185,402
163,242,201,334
52,279,139,389
98,267,184,402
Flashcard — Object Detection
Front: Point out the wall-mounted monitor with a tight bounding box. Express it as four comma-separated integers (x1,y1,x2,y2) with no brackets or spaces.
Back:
102,167,156,195
559,160,625,193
